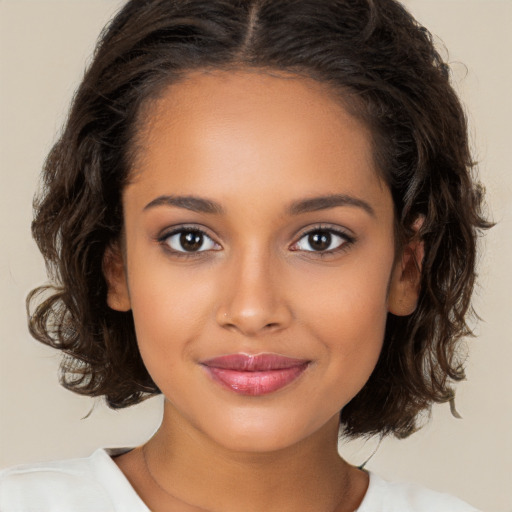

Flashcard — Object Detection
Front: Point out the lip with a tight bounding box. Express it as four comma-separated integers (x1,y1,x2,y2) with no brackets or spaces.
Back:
201,354,310,396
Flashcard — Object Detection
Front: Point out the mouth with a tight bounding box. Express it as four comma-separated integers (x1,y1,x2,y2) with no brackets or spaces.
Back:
200,353,310,396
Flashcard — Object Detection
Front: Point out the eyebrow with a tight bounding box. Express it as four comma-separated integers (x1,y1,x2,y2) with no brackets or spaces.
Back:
143,193,375,217
287,194,375,217
144,195,224,214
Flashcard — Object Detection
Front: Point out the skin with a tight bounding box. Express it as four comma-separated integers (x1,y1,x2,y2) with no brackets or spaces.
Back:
105,69,422,512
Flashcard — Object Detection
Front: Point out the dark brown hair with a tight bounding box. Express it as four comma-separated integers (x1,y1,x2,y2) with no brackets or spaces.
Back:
28,0,491,438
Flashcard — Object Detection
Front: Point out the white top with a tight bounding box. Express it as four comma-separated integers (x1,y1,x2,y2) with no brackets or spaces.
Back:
0,449,480,512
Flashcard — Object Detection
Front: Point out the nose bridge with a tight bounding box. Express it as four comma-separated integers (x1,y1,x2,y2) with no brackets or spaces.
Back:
216,243,291,335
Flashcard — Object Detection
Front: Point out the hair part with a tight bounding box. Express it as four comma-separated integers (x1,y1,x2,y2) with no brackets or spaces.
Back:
28,0,491,438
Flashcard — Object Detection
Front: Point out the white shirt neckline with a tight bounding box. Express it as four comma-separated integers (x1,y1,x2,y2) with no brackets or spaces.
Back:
1,448,477,511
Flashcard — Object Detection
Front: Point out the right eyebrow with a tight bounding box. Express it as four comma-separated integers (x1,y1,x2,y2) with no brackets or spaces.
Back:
143,195,224,215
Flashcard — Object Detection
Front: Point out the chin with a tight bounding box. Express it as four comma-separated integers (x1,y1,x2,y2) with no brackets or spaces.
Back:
212,428,305,454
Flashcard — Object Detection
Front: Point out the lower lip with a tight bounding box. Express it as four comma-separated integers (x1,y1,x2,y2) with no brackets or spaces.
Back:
202,364,309,396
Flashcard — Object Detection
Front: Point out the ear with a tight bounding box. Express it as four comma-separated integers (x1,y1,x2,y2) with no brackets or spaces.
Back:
388,219,424,316
103,242,131,312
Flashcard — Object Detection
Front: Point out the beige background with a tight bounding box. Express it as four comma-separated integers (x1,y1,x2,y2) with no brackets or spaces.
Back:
1,1,511,511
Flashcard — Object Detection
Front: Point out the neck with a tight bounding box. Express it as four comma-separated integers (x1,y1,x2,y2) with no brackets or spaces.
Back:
138,400,367,512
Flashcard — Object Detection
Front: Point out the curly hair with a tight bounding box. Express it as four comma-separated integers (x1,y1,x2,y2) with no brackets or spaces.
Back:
27,0,491,438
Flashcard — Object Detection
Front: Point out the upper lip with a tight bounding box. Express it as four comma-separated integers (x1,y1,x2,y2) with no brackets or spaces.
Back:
201,353,310,372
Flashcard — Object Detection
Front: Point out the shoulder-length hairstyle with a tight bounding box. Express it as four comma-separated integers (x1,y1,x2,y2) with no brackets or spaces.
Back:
28,0,491,438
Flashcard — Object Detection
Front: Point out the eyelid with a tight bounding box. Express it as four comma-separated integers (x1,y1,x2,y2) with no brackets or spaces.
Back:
289,224,355,253
157,224,222,255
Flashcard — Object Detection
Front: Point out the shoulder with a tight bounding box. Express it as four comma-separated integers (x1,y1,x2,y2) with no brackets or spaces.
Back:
357,472,481,512
0,449,148,512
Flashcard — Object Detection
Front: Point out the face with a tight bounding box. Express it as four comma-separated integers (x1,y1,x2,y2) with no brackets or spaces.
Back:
106,69,420,453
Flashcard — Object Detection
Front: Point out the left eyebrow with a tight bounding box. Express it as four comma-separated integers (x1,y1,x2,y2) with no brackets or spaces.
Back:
287,194,376,217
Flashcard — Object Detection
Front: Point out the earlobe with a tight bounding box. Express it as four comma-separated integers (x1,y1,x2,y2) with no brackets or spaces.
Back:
103,242,131,312
388,230,424,317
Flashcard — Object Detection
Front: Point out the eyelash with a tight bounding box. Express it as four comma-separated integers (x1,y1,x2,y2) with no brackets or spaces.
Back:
290,225,355,257
157,224,355,258
157,225,220,259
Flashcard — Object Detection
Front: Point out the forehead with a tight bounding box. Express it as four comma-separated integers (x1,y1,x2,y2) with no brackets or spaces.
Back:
128,69,390,217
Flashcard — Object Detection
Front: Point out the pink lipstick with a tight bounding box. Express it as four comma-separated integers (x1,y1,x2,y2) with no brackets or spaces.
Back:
201,354,309,396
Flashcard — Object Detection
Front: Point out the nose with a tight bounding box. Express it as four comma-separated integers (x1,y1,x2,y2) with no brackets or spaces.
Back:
215,248,293,337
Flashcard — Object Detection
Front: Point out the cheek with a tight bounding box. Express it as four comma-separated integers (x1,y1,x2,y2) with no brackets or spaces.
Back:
126,259,218,362
297,253,392,390
299,251,391,336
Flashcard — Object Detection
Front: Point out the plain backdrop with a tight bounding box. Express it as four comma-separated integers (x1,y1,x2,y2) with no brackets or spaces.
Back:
1,1,511,511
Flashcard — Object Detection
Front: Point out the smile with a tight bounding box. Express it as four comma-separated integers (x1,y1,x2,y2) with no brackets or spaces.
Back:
200,353,310,396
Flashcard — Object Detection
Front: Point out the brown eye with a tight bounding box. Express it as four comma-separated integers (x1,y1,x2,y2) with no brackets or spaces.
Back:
308,231,332,251
293,229,350,253
164,229,219,253
180,231,203,251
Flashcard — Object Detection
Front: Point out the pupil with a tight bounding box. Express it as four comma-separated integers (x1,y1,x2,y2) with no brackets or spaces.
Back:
180,231,203,251
309,231,331,251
